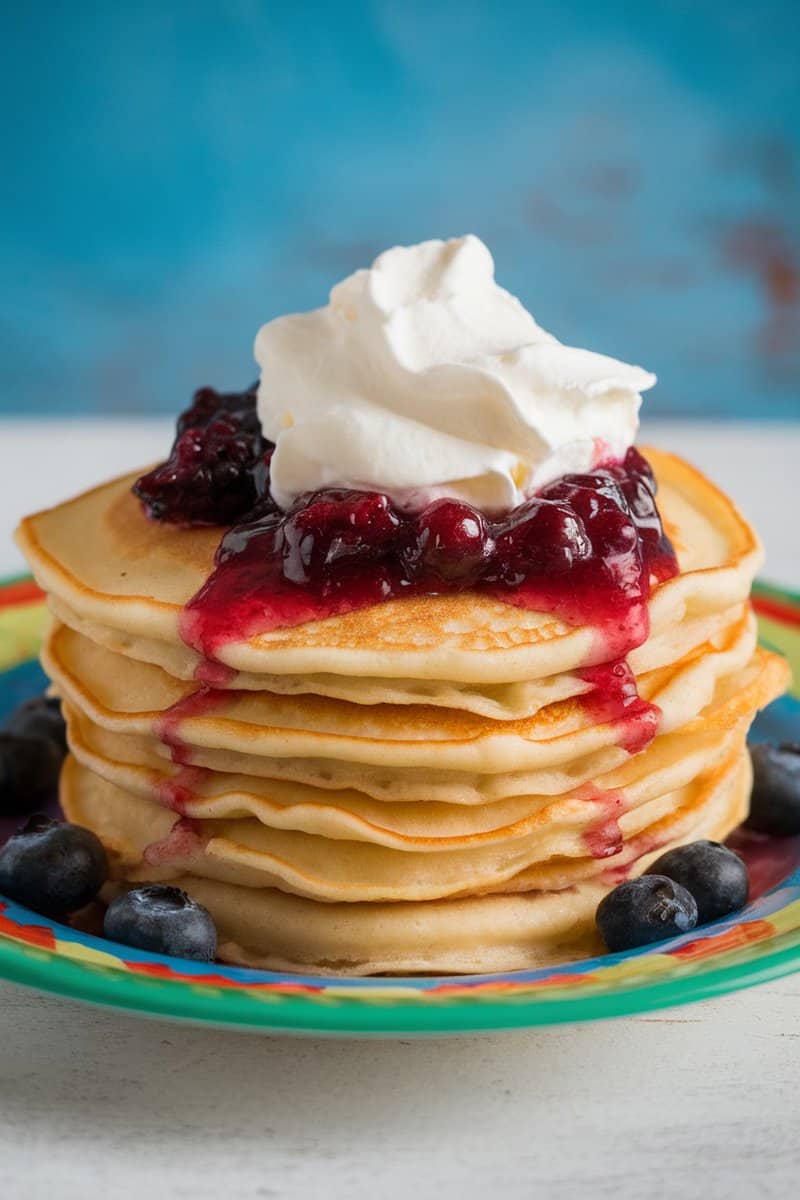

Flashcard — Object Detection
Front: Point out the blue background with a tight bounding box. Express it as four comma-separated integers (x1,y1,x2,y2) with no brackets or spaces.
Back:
2,1,798,417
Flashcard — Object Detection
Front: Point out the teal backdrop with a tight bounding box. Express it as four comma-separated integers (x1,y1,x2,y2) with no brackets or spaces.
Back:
2,1,798,417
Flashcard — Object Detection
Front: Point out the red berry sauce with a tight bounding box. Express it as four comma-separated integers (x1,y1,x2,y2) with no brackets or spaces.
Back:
175,454,676,655
577,784,628,859
136,384,679,772
728,828,800,899
134,384,276,527
153,685,226,766
154,765,211,816
143,816,205,866
578,660,661,755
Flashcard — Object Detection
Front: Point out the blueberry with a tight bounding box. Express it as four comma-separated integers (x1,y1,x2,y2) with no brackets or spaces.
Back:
647,841,749,924
104,884,217,962
596,875,698,952
746,743,800,836
0,815,107,916
4,695,67,756
0,733,64,817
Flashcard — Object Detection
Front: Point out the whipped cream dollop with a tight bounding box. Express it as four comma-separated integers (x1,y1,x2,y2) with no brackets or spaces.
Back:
255,235,655,512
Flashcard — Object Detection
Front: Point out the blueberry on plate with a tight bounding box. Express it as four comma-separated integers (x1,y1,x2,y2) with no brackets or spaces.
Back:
4,695,68,756
746,743,800,836
0,733,65,817
596,875,698,952
0,815,107,917
647,841,749,924
104,884,218,962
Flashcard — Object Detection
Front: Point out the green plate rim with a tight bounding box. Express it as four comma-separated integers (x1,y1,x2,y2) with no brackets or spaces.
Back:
3,919,800,1035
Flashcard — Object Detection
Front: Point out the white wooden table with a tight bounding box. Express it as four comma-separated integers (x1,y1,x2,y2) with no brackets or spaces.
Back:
1,420,799,1200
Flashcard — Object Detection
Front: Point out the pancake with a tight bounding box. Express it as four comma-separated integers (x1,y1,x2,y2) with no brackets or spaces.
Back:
63,703,746,848
94,751,751,975
43,613,761,773
17,437,788,976
60,644,787,804
47,590,748,719
17,448,763,683
62,745,748,902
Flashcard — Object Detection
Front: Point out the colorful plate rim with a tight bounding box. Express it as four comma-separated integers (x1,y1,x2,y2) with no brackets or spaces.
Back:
0,574,797,1036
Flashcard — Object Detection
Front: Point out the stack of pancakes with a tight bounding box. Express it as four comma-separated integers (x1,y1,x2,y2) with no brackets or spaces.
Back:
17,448,788,974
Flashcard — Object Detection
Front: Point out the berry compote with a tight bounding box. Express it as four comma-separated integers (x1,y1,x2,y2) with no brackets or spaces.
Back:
135,385,679,747
134,384,276,526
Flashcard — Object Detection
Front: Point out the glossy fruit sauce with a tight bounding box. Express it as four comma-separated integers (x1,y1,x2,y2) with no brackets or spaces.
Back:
135,385,679,789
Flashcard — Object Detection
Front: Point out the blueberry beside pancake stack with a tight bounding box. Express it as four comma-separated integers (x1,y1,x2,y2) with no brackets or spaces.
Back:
16,237,789,974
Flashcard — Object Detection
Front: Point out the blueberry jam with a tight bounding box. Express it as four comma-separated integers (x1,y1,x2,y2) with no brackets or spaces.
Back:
133,384,277,526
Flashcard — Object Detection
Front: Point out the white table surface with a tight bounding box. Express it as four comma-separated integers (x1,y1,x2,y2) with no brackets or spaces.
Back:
1,419,799,1200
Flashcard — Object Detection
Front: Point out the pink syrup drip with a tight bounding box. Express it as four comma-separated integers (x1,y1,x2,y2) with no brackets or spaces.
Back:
154,765,211,816
600,861,634,887
142,816,205,866
153,685,227,766
194,657,238,688
599,829,665,885
578,658,661,755
577,784,628,859
152,686,229,819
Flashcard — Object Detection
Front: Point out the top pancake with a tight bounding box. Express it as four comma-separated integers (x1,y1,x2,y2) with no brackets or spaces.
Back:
47,592,749,720
17,448,762,683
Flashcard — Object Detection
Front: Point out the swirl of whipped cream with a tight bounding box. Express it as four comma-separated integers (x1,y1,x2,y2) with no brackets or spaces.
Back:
255,235,655,512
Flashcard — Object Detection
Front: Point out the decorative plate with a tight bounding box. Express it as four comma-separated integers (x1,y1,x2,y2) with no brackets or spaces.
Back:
0,575,798,1037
